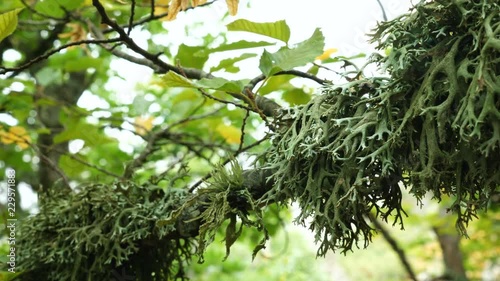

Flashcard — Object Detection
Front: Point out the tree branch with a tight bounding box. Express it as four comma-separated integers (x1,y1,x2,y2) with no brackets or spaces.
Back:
370,214,418,281
0,38,122,75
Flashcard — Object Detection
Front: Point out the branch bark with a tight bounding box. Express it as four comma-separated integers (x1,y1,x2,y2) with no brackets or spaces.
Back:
370,214,418,281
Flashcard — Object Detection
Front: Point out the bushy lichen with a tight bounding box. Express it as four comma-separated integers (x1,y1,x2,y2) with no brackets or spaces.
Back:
193,161,269,262
18,182,194,281
262,0,499,255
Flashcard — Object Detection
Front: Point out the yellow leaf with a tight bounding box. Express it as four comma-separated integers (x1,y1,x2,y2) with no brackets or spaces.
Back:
153,0,171,20
166,0,181,21
0,8,24,44
0,129,13,144
225,0,239,16
134,116,155,136
0,126,31,149
316,48,338,61
216,124,241,144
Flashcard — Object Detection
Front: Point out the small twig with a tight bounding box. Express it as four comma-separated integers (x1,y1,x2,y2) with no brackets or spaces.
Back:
150,0,155,17
376,0,388,21
370,214,418,281
36,143,122,179
0,38,121,75
168,106,224,129
237,109,251,152
244,69,329,94
128,0,136,35
198,88,254,112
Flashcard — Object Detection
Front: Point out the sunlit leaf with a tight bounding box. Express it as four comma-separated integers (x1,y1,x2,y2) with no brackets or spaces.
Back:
258,75,294,96
316,48,338,61
134,116,155,136
0,8,23,44
227,19,290,43
282,88,311,105
162,72,195,88
321,53,366,64
210,53,257,73
216,124,241,144
176,44,209,69
210,40,274,52
259,28,325,76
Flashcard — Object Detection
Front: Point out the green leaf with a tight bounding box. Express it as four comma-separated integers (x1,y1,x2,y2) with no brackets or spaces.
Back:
162,72,195,88
35,67,63,86
162,72,244,92
210,40,275,52
322,53,366,64
210,53,257,73
196,77,244,92
0,8,23,44
258,75,294,96
258,28,325,76
54,121,114,145
227,19,290,43
176,44,209,69
282,88,311,105
55,0,84,10
64,57,105,72
35,0,83,18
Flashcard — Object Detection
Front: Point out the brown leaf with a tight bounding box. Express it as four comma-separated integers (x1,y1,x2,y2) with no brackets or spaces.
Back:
180,0,189,10
225,0,239,16
166,0,181,20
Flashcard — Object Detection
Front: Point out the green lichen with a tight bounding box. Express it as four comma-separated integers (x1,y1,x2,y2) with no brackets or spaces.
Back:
262,0,499,255
18,182,193,281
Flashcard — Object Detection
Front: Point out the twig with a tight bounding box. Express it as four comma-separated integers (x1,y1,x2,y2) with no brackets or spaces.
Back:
0,38,122,75
244,69,329,94
376,0,388,21
127,0,136,35
37,143,122,178
370,214,418,281
93,0,211,79
237,109,250,152
198,88,253,112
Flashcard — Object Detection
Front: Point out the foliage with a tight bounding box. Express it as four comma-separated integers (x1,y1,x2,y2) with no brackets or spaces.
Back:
261,0,499,256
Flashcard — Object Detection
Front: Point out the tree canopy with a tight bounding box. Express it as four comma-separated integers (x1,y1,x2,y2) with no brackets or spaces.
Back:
0,0,498,280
